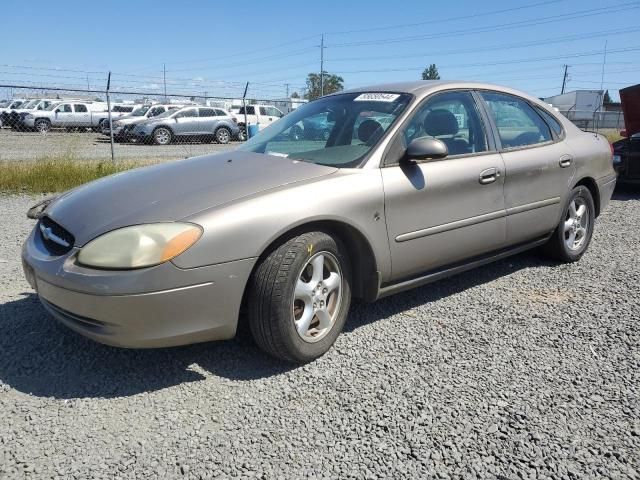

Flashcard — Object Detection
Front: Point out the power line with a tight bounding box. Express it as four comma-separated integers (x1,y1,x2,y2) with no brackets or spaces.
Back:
331,46,640,74
327,2,639,47
327,26,640,63
325,0,564,35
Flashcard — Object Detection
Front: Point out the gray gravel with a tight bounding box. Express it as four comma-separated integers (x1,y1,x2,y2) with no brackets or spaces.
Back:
0,129,235,162
1,189,639,479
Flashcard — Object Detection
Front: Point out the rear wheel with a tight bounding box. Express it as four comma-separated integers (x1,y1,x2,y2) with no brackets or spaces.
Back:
215,126,231,144
542,185,595,262
152,127,172,145
34,119,51,133
237,125,247,141
247,231,351,363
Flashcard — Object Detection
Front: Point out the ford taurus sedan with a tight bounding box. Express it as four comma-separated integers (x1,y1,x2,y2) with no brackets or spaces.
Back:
22,81,617,363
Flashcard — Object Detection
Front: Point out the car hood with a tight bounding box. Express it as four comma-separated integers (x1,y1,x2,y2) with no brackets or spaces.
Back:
45,151,337,246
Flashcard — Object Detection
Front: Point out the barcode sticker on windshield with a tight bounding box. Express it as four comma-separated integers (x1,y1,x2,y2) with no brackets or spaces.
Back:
354,93,400,102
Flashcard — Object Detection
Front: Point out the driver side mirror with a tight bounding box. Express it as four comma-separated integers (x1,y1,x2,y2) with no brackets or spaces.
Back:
403,137,448,163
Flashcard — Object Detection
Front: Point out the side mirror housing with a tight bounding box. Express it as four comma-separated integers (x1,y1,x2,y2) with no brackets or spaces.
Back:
620,129,627,137
403,137,448,163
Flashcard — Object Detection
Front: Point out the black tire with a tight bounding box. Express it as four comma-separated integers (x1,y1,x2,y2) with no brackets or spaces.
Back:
237,125,247,142
152,127,172,145
542,185,595,262
247,231,352,363
215,126,231,144
34,119,51,133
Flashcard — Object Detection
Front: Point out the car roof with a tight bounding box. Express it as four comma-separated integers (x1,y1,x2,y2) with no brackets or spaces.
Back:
340,80,544,105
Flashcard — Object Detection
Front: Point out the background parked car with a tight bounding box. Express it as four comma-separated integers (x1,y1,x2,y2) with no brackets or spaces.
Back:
102,104,185,141
9,99,57,130
612,83,640,184
234,104,284,140
0,99,28,127
131,106,239,145
23,102,136,132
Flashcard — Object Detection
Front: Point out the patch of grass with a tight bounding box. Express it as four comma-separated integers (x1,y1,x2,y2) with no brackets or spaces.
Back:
599,129,624,143
0,157,154,194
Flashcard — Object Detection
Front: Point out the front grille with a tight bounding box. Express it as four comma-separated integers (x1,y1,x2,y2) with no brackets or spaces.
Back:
38,216,75,256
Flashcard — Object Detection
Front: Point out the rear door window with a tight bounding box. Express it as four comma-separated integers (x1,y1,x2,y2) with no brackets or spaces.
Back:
535,107,563,137
74,104,88,113
480,92,552,149
199,108,216,117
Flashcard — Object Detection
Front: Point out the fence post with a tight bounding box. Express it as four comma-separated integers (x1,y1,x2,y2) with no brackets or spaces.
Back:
242,82,249,140
106,72,115,162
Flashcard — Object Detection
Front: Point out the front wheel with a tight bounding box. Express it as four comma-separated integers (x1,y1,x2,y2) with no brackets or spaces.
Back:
542,185,595,262
152,127,172,145
247,231,352,363
34,119,51,133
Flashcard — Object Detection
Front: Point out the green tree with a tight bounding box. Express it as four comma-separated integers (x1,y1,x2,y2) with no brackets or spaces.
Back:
603,90,612,104
305,72,344,100
421,64,441,80
291,91,300,99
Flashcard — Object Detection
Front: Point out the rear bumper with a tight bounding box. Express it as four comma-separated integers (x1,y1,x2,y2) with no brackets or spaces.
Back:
597,174,617,212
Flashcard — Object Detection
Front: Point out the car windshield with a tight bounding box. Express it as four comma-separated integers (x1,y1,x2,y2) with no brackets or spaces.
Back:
238,92,412,167
131,105,151,116
20,100,39,109
44,102,60,111
10,100,25,108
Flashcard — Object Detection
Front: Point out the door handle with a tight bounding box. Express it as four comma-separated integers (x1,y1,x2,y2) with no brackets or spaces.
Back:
479,167,500,185
559,155,573,168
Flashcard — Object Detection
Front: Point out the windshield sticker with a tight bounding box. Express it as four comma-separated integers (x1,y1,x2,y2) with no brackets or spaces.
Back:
354,93,401,102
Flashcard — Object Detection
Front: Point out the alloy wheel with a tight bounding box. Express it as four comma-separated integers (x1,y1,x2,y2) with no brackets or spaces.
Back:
292,252,343,343
564,197,589,251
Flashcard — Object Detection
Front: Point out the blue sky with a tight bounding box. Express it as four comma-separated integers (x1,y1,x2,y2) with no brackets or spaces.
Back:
1,0,638,101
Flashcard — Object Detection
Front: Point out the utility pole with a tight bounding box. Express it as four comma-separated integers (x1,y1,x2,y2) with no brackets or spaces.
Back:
163,63,167,101
320,34,325,97
561,64,569,94
285,83,290,98
599,40,608,92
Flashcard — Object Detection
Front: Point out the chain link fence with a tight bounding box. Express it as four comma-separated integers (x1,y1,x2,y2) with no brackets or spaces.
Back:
0,84,307,163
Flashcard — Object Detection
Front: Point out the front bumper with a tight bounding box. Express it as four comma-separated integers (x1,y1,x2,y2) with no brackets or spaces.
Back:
22,226,256,348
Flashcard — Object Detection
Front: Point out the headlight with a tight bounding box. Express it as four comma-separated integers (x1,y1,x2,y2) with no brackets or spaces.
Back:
77,223,202,269
113,121,122,127
25,114,34,119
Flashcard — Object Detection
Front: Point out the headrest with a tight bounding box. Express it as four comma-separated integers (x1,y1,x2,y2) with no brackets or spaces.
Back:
423,109,459,136
358,119,383,144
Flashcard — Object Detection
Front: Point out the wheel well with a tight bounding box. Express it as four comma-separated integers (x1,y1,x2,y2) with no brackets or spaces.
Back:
250,221,379,303
215,125,231,133
575,177,600,217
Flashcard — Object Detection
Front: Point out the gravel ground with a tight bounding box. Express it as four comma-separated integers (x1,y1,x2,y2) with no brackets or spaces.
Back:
0,189,639,479
0,129,235,162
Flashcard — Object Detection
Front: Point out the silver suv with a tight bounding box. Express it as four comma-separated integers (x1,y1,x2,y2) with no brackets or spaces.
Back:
131,106,240,145
102,104,184,141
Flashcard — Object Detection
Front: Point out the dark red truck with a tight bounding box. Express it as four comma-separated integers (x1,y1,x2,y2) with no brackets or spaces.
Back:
613,83,640,184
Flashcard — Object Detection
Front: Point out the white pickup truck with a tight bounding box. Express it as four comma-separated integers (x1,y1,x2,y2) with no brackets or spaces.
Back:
233,104,285,140
23,102,137,132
